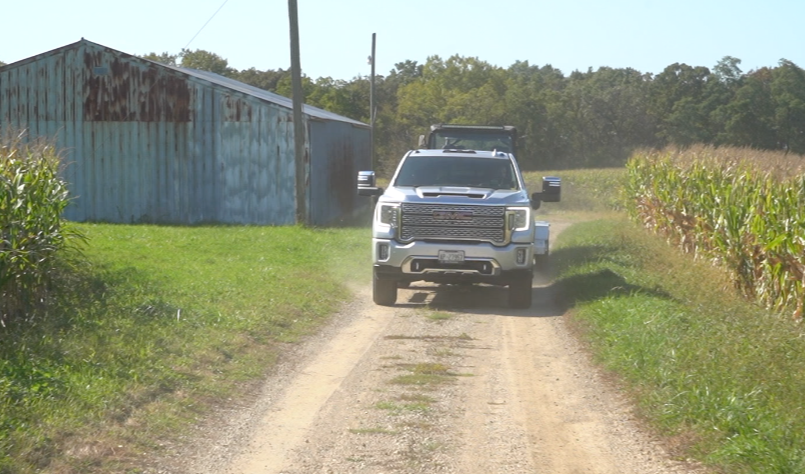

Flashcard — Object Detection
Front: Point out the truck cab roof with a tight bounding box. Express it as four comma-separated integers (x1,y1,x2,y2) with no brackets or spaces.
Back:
421,124,518,156
409,149,513,159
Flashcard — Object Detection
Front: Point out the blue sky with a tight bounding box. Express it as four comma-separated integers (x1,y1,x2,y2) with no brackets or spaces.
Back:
2,0,803,80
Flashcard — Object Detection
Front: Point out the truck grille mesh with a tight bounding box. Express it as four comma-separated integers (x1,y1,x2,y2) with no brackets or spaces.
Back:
400,203,506,244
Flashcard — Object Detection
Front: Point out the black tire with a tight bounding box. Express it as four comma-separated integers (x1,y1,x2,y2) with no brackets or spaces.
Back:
508,273,533,309
373,271,398,306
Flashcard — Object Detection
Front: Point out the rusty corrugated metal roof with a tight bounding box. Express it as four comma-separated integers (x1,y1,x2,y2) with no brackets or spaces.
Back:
0,38,369,128
178,68,369,128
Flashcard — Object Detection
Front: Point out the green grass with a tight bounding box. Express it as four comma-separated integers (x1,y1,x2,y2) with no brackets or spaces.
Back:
0,224,370,473
553,217,805,473
389,362,456,387
373,393,437,416
399,393,436,403
425,311,453,321
373,400,431,414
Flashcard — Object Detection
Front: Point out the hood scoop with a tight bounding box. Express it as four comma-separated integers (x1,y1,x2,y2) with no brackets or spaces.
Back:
416,186,489,199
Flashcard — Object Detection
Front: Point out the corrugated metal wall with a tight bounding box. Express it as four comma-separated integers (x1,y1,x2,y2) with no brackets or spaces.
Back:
308,120,371,225
0,40,315,225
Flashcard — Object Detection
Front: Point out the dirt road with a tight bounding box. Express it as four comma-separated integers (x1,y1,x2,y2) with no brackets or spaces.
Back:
159,223,704,474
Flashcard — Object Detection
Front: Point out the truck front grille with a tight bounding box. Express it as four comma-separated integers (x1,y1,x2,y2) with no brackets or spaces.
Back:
400,203,506,244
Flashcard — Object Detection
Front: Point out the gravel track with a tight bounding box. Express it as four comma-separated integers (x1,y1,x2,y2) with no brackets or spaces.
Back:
151,222,707,474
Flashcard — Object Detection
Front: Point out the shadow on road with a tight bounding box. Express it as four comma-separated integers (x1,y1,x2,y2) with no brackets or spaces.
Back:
392,263,671,319
395,280,564,318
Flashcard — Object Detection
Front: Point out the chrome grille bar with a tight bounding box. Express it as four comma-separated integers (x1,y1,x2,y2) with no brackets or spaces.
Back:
399,203,507,244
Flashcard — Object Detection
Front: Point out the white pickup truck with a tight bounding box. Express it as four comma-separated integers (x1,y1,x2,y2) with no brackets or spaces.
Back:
357,148,560,308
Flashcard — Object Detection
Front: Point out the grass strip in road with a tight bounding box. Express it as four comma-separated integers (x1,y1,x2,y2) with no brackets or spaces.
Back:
0,224,369,473
552,217,805,474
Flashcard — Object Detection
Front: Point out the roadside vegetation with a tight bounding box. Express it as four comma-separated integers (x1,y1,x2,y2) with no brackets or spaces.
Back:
0,181,370,473
5,134,805,473
539,148,805,473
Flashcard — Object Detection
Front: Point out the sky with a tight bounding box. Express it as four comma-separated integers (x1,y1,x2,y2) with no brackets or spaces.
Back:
1,0,803,80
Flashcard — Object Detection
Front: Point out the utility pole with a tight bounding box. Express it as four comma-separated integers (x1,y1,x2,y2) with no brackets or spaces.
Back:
369,33,376,169
288,0,308,225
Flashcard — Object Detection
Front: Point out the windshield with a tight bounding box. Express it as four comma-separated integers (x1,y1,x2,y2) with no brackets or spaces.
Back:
429,131,513,153
394,156,518,189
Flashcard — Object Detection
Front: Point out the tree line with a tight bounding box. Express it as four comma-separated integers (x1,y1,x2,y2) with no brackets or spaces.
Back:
146,50,805,173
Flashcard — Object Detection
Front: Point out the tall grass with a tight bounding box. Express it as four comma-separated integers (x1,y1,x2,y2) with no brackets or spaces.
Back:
0,135,83,324
624,146,805,318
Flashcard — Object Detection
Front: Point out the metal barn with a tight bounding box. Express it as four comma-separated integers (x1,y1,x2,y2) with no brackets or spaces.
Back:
0,39,370,225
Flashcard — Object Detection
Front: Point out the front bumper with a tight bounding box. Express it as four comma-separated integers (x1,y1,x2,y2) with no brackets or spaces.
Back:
372,238,534,285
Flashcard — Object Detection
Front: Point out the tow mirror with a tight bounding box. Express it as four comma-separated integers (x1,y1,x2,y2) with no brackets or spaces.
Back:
357,171,384,196
540,176,561,202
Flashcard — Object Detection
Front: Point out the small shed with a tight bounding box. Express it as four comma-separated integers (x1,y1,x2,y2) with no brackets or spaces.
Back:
0,39,370,225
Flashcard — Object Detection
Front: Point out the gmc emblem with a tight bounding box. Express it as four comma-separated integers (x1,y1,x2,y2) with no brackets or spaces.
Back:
433,210,473,220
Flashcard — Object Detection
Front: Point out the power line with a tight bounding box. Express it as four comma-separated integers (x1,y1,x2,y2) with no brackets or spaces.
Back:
184,0,230,50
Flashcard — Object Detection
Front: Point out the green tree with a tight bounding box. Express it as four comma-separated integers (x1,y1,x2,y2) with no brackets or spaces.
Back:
713,56,743,85
127,47,805,169
372,63,425,172
231,67,289,92
770,59,805,153
721,67,777,149
391,55,512,172
648,63,712,145
141,52,179,66
557,67,655,167
387,60,422,86
503,61,566,169
304,76,370,122
179,49,234,77
705,57,744,146
274,74,316,100
397,55,506,131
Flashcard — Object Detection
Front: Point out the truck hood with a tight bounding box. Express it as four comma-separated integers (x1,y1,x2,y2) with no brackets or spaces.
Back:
380,186,529,206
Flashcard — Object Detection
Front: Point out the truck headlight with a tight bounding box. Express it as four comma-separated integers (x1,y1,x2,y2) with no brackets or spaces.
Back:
377,203,400,228
506,207,530,231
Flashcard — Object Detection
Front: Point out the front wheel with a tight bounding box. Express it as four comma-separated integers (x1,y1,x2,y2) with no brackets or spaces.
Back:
508,273,533,309
373,270,398,306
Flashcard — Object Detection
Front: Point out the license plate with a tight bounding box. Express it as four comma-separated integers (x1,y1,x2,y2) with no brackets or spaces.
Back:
438,250,465,264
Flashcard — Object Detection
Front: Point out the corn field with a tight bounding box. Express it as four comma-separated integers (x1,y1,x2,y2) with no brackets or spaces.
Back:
624,145,805,319
0,134,79,324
